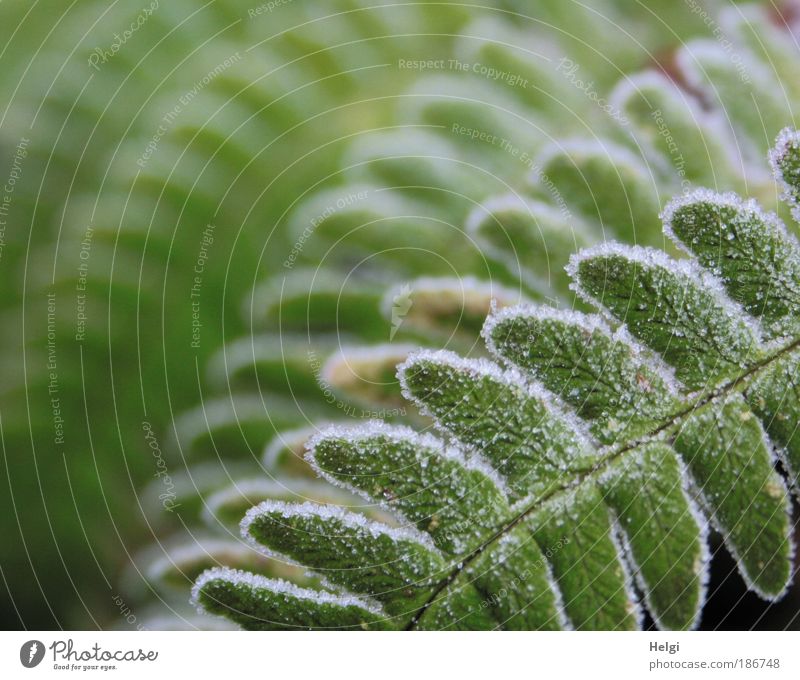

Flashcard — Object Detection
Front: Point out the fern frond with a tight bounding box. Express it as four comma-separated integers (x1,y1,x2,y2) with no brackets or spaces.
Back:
70,2,798,630
193,131,800,631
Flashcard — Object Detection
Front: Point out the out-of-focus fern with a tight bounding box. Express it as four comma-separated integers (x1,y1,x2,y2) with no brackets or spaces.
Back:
193,132,800,629
0,0,470,628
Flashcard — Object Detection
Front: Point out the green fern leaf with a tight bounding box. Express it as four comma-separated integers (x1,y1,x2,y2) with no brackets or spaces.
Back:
241,501,445,617
663,189,800,339
193,569,391,630
307,422,509,554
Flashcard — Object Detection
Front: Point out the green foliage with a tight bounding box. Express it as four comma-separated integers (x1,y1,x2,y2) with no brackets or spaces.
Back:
673,394,791,597
570,243,759,389
5,0,799,630
465,196,591,295
772,128,800,222
193,131,800,631
242,501,445,617
534,140,663,245
194,569,391,630
399,352,600,501
747,347,800,495
483,306,679,444
600,443,706,630
664,191,800,339
308,423,509,554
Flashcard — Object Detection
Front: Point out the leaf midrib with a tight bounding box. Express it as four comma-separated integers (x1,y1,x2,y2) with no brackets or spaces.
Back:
406,334,800,629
